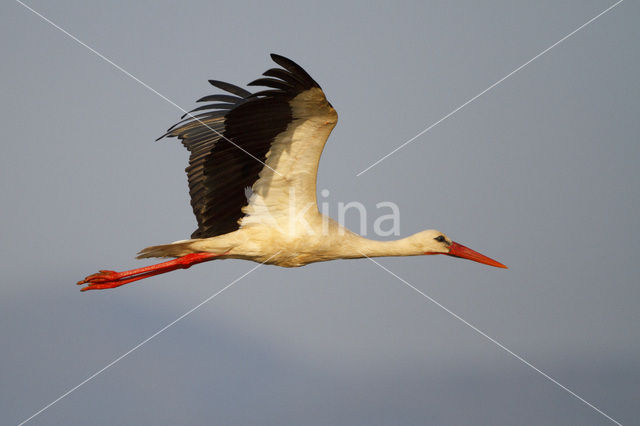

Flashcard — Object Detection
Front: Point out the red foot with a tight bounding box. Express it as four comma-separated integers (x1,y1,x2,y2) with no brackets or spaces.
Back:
77,252,222,291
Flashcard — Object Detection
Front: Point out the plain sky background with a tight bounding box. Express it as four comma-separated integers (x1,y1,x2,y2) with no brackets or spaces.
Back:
1,1,639,425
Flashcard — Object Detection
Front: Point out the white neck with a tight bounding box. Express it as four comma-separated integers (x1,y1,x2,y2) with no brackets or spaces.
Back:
339,234,425,259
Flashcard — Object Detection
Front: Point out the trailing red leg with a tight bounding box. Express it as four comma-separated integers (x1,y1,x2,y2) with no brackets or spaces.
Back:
77,252,222,291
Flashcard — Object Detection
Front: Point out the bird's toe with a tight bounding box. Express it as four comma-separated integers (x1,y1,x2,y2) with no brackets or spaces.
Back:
77,270,119,285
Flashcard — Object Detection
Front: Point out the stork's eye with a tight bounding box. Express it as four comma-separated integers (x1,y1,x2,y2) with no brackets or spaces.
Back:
434,235,446,243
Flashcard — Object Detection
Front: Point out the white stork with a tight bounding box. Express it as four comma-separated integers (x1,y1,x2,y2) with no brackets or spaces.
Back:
78,54,506,291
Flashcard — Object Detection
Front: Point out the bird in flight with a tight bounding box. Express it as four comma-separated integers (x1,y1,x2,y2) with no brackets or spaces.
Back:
78,54,506,291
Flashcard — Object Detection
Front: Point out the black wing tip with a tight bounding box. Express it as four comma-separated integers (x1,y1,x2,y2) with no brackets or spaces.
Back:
269,53,286,62
268,53,301,66
268,53,320,89
208,80,252,98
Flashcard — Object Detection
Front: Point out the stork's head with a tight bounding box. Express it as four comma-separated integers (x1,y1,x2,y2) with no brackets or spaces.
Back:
415,230,507,268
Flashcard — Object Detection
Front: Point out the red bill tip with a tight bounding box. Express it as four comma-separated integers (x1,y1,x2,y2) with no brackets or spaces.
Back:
446,241,507,269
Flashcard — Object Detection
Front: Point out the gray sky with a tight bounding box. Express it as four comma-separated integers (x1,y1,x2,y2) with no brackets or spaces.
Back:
2,0,639,425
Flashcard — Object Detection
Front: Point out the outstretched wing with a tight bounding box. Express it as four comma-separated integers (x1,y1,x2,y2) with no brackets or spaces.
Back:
159,54,338,238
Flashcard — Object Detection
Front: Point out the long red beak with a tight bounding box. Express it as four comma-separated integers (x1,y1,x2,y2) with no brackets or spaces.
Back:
447,241,507,269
